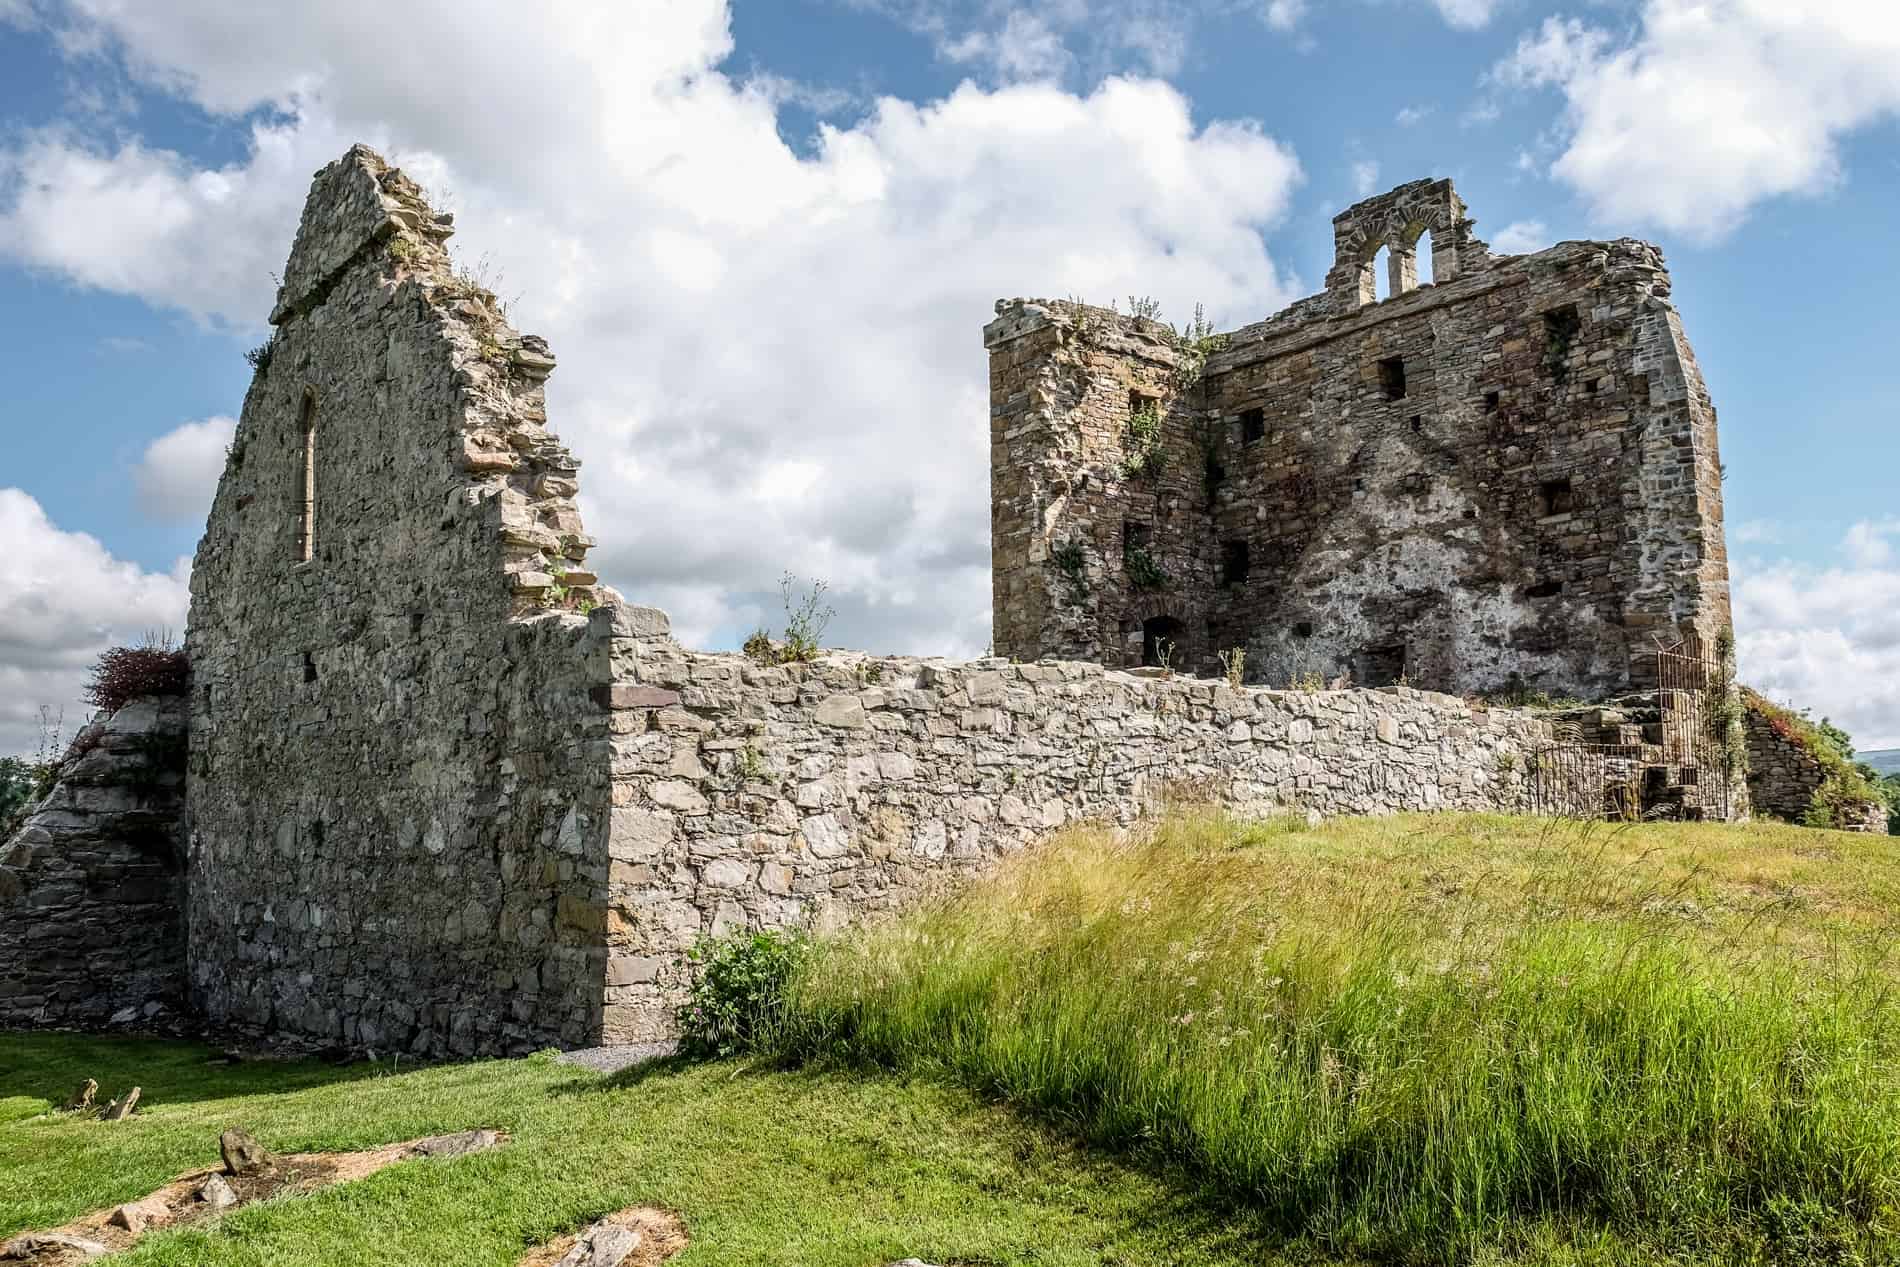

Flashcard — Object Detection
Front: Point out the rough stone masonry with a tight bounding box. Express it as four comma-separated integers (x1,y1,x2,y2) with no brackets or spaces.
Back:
987,178,1732,699
4,152,1760,1054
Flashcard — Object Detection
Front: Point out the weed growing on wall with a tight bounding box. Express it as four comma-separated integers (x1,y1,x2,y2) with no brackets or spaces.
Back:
84,635,188,717
746,573,835,665
1218,646,1245,689
243,333,276,374
1118,404,1166,481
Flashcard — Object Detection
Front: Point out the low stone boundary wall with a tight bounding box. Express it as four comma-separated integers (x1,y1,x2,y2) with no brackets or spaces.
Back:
1744,703,1886,833
589,606,1552,1040
0,697,188,1028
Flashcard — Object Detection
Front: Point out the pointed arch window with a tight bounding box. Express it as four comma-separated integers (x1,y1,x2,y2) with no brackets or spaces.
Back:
296,388,318,564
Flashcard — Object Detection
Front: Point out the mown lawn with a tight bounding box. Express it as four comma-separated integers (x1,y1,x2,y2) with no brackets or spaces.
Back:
0,1031,1299,1266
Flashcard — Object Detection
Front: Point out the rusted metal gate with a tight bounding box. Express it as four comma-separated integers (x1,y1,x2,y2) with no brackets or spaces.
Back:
1527,638,1736,821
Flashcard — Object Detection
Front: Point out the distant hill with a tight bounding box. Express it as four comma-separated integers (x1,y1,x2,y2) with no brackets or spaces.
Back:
1863,749,1900,777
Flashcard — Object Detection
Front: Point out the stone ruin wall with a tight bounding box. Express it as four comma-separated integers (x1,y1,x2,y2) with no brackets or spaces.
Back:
0,152,1772,1057
989,178,1731,702
183,147,616,1056
1743,701,1887,834
0,697,188,1029
591,605,1554,1041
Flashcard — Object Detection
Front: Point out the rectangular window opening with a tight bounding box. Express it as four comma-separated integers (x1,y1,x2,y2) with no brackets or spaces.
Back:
1239,407,1266,445
1377,356,1406,401
1525,580,1564,599
410,612,425,636
1293,621,1314,639
1483,390,1501,412
1123,520,1152,552
1361,645,1407,687
1128,389,1157,416
1409,415,1423,433
1537,478,1577,517
302,651,318,684
1220,539,1251,587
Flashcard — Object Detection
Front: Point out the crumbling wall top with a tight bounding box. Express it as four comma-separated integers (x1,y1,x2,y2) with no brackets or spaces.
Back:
269,145,455,325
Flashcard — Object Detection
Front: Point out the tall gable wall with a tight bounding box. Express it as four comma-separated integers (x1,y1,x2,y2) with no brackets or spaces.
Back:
988,180,1731,701
184,148,613,1056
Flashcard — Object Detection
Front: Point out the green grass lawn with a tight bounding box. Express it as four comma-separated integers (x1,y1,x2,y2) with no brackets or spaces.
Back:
0,1031,1303,1266
8,811,1900,1266
772,811,1900,1264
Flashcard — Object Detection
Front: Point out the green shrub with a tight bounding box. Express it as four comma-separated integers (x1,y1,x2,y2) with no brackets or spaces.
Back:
676,928,809,1060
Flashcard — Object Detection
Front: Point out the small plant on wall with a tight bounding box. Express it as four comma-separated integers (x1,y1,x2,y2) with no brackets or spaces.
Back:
1124,544,1167,592
1119,402,1167,481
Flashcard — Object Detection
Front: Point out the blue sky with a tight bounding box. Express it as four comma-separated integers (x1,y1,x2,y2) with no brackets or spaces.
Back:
2,0,1898,754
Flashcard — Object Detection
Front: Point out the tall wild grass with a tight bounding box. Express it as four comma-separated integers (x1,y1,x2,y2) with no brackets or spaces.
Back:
769,812,1900,1261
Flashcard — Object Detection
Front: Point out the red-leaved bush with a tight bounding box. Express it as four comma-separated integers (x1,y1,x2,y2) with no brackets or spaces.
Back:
84,640,190,716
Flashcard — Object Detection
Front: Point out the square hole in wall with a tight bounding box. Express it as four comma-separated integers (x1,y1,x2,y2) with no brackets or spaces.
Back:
1536,478,1577,517
1378,357,1407,401
1409,415,1423,433
1240,407,1266,445
1220,539,1251,586
1525,580,1564,599
1293,621,1314,639
1123,520,1152,551
1128,389,1158,416
1361,644,1407,687
1483,390,1501,412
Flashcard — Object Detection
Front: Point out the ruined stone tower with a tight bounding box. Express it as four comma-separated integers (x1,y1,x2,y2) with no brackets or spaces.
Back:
987,178,1732,698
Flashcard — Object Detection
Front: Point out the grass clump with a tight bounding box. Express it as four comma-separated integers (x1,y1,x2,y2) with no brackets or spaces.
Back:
768,811,1900,1263
744,572,834,665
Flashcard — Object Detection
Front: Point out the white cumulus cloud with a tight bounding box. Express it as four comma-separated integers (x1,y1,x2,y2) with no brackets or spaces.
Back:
1496,0,1900,240
135,415,236,521
1734,521,1900,751
1490,219,1549,254
0,0,1304,662
0,489,191,756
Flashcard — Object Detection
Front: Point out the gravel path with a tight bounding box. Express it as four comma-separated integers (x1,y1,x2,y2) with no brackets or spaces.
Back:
554,1042,679,1075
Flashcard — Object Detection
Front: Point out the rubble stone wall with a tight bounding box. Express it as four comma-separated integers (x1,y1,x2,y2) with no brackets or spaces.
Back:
183,146,614,1057
591,603,1553,1040
989,177,1731,701
0,697,188,1028
1744,703,1886,834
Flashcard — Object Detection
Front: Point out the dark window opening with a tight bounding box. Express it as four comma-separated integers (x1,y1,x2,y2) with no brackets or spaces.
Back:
309,820,325,850
1483,390,1501,412
1584,377,1599,394
1240,407,1266,445
1378,356,1406,401
1128,389,1157,416
1463,508,1478,520
410,612,425,636
302,651,318,683
1409,415,1423,433
1142,616,1183,668
1293,621,1314,639
202,683,213,712
1361,644,1407,687
1537,478,1577,517
1525,580,1564,599
1543,305,1582,383
1353,477,1365,493
1220,539,1251,586
1123,520,1152,552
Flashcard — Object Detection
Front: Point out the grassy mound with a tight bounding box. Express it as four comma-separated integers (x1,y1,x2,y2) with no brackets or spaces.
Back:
773,812,1900,1263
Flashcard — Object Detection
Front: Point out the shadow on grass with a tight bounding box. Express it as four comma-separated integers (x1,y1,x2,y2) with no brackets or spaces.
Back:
554,1051,1319,1264
0,1031,403,1114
